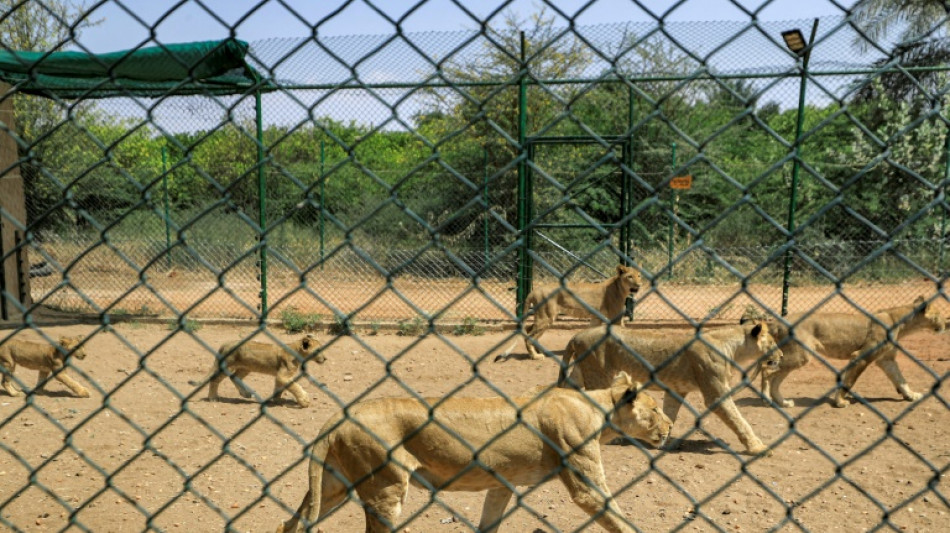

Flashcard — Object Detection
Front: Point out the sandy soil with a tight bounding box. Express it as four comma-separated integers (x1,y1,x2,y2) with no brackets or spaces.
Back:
1,323,948,532
30,262,947,323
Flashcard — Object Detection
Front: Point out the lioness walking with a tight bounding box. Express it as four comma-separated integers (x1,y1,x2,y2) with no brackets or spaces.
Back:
0,336,90,398
747,296,944,408
190,334,323,408
560,322,782,456
276,372,671,533
496,264,642,361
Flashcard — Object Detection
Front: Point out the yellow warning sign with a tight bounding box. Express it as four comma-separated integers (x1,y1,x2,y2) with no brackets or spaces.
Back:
670,175,692,190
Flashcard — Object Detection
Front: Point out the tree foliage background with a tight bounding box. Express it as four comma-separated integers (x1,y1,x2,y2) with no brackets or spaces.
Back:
8,2,950,281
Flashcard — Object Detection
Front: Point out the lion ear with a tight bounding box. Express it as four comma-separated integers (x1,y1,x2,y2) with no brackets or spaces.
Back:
750,323,762,338
616,264,625,274
618,387,638,405
610,371,638,404
610,370,633,389
914,295,926,306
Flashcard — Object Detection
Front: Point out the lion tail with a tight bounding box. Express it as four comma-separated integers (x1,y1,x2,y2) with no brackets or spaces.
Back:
277,436,331,533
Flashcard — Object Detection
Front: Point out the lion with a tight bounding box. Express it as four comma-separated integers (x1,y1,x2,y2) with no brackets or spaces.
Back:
0,336,90,398
559,321,782,456
189,334,324,408
275,371,671,533
745,296,944,408
495,264,642,362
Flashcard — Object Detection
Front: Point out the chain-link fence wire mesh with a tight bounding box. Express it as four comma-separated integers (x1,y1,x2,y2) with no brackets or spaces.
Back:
2,1,950,531
20,15,950,322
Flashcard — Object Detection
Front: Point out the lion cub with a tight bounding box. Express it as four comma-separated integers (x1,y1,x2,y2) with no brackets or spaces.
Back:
0,336,90,398
497,264,642,361
745,296,944,408
190,334,323,408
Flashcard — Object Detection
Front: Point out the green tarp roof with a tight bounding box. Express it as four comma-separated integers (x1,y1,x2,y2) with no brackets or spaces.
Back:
0,39,267,99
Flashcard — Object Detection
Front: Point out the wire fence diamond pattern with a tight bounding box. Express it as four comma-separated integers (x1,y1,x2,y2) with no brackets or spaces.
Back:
0,1,949,532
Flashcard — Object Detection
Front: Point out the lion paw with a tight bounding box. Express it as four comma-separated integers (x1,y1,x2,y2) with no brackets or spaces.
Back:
76,389,91,398
747,444,773,457
904,391,923,402
764,397,794,408
833,398,850,408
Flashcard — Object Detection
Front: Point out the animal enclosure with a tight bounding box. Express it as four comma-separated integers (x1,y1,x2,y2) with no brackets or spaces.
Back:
1,1,950,532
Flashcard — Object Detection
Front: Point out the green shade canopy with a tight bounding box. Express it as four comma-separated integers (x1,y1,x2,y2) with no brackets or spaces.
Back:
0,39,268,98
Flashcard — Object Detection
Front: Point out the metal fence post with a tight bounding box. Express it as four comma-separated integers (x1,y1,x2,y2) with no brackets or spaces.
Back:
781,19,819,317
623,84,636,320
516,30,529,317
161,144,172,270
940,125,950,274
320,138,325,270
256,88,268,318
483,148,489,267
668,141,677,279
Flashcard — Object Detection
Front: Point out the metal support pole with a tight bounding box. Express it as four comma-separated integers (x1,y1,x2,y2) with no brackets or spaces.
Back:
668,141,677,279
622,84,635,261
624,84,636,321
483,148,489,268
516,31,530,317
0,233,6,320
781,19,818,317
319,138,326,270
939,125,950,274
256,89,268,318
161,144,172,269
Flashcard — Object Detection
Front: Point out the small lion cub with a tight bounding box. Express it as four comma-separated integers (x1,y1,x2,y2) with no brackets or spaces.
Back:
190,334,324,408
0,336,90,398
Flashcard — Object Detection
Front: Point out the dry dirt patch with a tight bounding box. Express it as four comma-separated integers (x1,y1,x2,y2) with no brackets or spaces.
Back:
1,324,948,531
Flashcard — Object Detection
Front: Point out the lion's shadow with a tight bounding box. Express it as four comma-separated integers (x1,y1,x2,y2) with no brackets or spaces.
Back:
194,396,301,407
7,388,83,398
493,349,566,363
734,396,823,408
734,395,904,409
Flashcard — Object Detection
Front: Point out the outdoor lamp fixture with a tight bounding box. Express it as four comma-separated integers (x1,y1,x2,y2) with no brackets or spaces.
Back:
779,19,818,318
781,29,807,54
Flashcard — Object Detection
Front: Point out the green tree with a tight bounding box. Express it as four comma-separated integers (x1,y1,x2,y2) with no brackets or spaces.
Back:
419,7,596,248
853,0,950,49
853,0,950,101
1,0,99,230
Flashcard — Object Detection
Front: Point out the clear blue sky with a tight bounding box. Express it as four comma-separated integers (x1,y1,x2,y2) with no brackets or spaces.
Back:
73,0,856,53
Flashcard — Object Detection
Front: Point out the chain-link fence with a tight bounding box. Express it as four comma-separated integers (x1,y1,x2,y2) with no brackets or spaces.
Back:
18,15,950,323
1,1,949,532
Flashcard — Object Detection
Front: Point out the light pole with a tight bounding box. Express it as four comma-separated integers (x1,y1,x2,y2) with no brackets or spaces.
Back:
780,19,819,317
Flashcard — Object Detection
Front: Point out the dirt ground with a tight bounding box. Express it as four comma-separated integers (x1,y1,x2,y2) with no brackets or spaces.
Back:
30,260,947,323
1,322,949,532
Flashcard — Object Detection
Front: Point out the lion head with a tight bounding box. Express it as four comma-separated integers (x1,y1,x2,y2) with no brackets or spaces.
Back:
609,371,672,447
742,321,783,372
910,295,945,333
616,264,642,296
294,333,326,364
59,336,86,360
